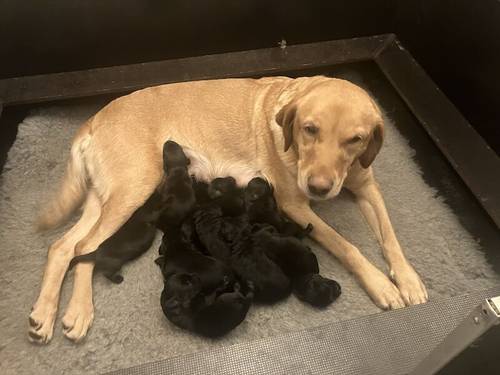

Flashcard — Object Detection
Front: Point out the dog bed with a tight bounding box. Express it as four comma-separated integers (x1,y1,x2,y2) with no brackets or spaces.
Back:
1,75,499,374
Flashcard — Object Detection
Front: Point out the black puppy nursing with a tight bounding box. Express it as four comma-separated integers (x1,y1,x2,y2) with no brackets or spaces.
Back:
74,139,341,337
155,142,253,337
155,140,341,336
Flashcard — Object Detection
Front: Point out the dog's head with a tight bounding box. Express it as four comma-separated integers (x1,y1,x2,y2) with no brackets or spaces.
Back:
163,140,190,174
275,78,384,200
245,177,273,202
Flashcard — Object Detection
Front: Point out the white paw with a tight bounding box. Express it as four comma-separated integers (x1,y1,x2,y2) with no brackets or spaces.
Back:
360,263,405,310
28,303,57,345
390,263,428,306
61,301,94,343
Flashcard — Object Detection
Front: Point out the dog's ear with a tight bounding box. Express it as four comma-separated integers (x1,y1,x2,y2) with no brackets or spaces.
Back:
275,102,297,152
359,123,384,168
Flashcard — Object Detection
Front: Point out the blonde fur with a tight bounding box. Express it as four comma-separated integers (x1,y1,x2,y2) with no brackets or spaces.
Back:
36,124,92,231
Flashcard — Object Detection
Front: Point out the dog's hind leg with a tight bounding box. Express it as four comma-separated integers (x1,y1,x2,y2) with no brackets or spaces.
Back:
62,171,161,342
28,190,101,344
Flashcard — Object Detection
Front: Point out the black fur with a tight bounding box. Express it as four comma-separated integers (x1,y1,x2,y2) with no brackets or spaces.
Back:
257,230,341,307
192,177,291,303
156,224,253,337
245,177,313,238
67,193,163,283
193,176,340,307
156,141,196,231
155,147,253,337
208,177,245,217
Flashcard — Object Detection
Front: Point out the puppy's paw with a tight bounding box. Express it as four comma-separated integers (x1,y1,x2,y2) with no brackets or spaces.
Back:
294,274,341,308
28,302,57,345
61,300,94,343
110,274,124,284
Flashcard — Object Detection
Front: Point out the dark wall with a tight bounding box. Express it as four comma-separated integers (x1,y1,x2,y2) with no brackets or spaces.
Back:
393,0,500,155
0,0,394,78
0,0,498,153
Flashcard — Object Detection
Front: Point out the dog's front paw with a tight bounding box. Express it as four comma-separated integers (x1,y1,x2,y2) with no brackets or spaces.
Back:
61,299,94,343
359,263,405,310
390,262,428,306
28,302,57,344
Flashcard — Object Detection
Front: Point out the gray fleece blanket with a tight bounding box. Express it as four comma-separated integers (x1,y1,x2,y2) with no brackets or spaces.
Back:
0,98,498,374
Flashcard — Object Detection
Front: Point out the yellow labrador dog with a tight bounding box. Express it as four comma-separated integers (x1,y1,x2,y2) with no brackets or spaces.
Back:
29,76,427,344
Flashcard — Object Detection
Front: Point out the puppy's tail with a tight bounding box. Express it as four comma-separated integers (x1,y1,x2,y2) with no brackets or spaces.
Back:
36,125,92,231
68,251,98,270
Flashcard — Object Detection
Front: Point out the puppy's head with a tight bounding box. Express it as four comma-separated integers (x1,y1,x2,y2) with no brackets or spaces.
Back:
245,177,273,201
163,140,190,174
193,281,254,337
276,78,384,200
163,273,202,305
209,177,245,216
208,177,237,199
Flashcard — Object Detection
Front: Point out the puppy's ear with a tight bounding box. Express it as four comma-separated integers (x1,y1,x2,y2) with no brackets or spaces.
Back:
275,102,297,152
359,123,384,168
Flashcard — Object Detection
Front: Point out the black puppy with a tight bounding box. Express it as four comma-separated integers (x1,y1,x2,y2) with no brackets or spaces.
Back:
156,146,253,337
227,227,292,303
69,140,195,283
245,177,313,238
193,177,291,303
156,141,197,231
156,223,253,337
67,179,171,283
68,207,157,283
208,176,245,216
196,176,340,307
191,177,246,260
192,179,211,205
256,229,341,307
244,177,340,307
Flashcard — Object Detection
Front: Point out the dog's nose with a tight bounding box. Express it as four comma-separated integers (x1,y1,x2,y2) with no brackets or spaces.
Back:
307,176,333,197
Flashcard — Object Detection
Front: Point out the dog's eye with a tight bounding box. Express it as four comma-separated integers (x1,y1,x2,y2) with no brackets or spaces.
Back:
304,124,318,135
347,135,363,144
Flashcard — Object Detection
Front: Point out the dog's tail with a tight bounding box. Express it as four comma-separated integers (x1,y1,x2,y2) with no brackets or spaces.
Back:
36,125,92,231
68,250,98,270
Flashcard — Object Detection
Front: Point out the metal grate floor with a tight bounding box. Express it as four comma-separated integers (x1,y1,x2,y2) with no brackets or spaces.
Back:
106,287,500,375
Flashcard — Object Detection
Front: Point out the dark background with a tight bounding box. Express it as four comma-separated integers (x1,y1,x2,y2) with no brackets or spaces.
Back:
0,0,499,153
